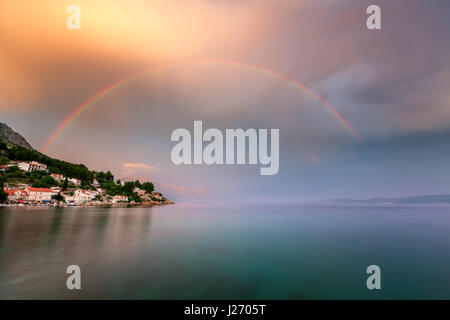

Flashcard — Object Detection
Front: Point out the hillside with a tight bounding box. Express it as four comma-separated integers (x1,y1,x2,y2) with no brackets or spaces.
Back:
0,122,169,204
0,122,34,150
326,194,450,204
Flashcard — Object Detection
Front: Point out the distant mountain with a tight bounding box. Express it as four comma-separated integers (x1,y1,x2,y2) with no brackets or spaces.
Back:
0,122,34,150
326,194,450,204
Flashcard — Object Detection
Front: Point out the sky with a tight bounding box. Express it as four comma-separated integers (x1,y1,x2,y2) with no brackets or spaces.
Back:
1,0,450,202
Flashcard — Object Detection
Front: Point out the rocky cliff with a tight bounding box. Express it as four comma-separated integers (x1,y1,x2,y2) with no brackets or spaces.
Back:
0,122,34,150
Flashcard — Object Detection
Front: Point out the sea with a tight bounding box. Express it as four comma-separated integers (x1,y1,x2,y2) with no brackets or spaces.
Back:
0,204,449,299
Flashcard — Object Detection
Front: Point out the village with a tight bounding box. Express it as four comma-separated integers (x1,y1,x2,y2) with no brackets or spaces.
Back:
0,160,168,207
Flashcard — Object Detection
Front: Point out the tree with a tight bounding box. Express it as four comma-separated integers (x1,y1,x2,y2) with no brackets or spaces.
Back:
134,180,142,188
52,193,64,202
0,191,6,203
0,177,7,203
62,177,69,191
6,170,26,179
141,182,154,193
105,171,114,182
39,175,58,187
6,166,19,173
129,192,142,203
122,181,135,195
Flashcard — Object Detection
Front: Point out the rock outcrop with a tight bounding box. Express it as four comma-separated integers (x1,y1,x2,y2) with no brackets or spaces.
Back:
0,122,34,150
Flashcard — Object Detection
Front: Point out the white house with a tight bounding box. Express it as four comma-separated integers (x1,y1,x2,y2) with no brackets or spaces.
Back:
112,195,128,204
18,162,30,172
64,189,90,205
50,173,64,182
26,188,53,202
50,187,62,195
85,190,98,200
68,178,81,186
29,161,47,172
151,192,163,200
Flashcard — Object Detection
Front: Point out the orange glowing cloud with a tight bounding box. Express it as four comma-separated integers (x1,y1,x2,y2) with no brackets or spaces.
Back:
122,163,158,170
158,183,207,197
0,0,268,109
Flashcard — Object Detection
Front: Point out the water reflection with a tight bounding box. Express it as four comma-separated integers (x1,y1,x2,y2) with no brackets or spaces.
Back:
0,207,153,299
1,205,449,299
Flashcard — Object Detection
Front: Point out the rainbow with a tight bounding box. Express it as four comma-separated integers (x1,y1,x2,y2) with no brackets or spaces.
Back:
41,59,361,152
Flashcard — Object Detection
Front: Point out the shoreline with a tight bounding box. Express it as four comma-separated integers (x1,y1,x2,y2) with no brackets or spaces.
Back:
0,200,175,209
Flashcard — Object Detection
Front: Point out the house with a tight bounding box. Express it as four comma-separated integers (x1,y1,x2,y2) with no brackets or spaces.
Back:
64,189,91,205
18,162,30,172
26,188,53,202
50,173,64,182
133,187,148,198
151,192,163,200
74,189,91,203
68,178,81,186
50,187,62,195
29,161,47,172
14,161,47,172
0,164,8,172
92,179,100,187
4,189,28,202
87,190,98,200
4,189,17,202
112,195,128,204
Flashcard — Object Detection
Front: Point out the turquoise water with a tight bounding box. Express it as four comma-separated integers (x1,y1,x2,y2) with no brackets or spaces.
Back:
0,204,449,299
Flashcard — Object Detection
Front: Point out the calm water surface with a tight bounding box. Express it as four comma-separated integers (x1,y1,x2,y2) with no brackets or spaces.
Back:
0,204,449,299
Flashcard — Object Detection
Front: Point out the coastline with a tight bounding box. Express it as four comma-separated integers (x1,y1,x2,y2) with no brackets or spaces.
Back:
0,200,175,209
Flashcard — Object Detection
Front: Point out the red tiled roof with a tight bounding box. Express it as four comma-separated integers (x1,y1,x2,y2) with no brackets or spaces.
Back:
4,189,28,196
27,188,53,193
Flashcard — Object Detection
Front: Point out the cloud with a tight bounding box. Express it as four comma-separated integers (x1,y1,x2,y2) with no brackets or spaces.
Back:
157,183,207,197
120,163,158,182
122,163,158,170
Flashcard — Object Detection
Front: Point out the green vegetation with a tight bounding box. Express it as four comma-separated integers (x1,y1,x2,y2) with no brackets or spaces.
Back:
7,145,95,183
0,177,7,202
33,175,58,188
101,180,148,200
141,182,154,193
62,177,68,191
5,166,26,179
52,193,64,202
0,141,7,151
